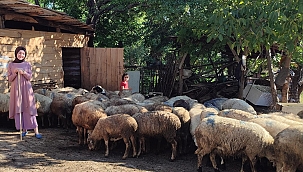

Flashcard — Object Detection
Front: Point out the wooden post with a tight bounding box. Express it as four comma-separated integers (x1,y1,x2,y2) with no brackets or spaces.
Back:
0,15,5,29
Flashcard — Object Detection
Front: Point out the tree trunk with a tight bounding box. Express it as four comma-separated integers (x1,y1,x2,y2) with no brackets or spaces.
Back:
266,49,278,109
238,47,248,99
281,78,289,103
178,53,188,95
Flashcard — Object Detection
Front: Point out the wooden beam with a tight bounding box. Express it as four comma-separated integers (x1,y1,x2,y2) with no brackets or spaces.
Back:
33,17,88,34
0,15,4,29
4,13,38,23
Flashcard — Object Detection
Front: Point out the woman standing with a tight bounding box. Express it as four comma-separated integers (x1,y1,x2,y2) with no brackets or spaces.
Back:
7,46,42,139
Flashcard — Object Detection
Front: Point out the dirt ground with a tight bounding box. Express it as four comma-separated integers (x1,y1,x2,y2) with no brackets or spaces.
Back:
0,121,276,172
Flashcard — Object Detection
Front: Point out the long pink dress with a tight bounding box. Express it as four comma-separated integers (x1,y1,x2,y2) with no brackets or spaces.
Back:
7,61,38,130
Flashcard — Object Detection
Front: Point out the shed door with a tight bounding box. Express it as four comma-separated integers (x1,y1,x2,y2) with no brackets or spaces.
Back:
62,47,81,88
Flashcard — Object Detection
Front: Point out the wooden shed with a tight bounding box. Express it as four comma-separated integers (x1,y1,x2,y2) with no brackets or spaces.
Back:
0,0,124,93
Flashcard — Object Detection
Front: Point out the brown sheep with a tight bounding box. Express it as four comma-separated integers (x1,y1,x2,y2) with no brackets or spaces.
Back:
133,111,181,161
87,114,138,159
72,100,107,145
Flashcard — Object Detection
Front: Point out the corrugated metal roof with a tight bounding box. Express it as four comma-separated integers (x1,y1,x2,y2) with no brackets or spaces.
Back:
0,0,94,34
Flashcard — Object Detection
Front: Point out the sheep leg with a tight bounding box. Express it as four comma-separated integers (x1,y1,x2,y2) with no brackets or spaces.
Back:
209,152,220,172
104,139,109,158
183,135,188,154
47,114,52,127
130,135,137,157
196,153,204,172
248,156,257,172
83,129,88,145
77,126,84,145
240,156,247,172
169,139,177,161
41,116,45,127
137,137,144,158
122,137,130,160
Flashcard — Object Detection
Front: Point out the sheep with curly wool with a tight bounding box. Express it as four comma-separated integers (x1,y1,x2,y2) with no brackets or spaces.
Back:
105,104,148,116
172,107,191,154
248,118,289,137
218,109,258,121
222,98,257,115
195,116,274,172
87,114,138,159
72,100,107,145
133,111,181,161
274,125,303,172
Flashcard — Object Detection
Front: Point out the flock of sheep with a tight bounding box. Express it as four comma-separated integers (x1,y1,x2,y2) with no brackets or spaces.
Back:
0,85,303,172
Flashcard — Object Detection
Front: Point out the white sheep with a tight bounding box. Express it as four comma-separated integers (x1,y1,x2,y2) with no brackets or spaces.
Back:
274,125,303,172
87,114,138,159
105,104,148,116
123,92,145,103
164,95,198,109
269,111,303,123
190,107,218,146
34,93,52,127
133,111,181,161
258,113,303,126
203,98,228,111
190,102,206,110
72,100,107,145
195,115,274,172
218,109,258,121
248,118,289,137
222,98,257,115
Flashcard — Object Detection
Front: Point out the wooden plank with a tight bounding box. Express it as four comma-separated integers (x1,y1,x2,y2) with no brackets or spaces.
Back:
100,48,107,89
89,48,97,89
110,48,118,91
0,29,22,37
80,47,89,90
117,48,124,90
95,48,102,87
105,48,111,90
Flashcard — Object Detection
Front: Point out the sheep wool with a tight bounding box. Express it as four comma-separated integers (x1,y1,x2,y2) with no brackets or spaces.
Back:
222,98,257,115
274,125,303,172
218,109,258,121
34,93,52,127
87,114,138,159
72,100,107,145
0,93,10,113
105,104,147,116
258,114,303,126
133,111,181,161
269,112,303,123
248,118,289,137
195,116,274,172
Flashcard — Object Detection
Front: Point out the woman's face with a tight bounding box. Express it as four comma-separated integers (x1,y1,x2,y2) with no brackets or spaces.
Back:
17,50,26,61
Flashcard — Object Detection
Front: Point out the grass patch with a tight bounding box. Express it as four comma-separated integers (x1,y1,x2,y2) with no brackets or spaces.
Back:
301,92,303,103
